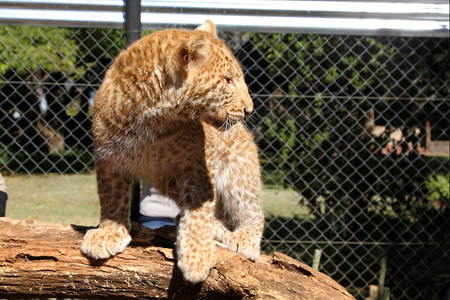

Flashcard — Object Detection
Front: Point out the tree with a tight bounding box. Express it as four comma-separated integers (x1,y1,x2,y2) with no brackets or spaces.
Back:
0,26,125,172
239,33,449,298
0,25,80,157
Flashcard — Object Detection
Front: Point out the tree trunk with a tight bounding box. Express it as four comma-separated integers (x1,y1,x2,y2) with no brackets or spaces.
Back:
0,218,355,300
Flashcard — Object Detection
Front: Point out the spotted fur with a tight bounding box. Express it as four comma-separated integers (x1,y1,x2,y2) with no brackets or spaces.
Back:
81,20,264,283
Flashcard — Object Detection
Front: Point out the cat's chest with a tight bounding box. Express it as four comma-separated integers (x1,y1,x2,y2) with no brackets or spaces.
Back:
110,121,251,174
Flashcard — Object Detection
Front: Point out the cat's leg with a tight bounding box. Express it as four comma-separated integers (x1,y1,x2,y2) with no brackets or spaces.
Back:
176,184,216,283
81,163,133,260
219,161,265,261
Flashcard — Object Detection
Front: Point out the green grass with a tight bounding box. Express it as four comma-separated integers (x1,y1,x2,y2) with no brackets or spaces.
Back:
3,174,308,226
4,173,100,226
262,186,310,218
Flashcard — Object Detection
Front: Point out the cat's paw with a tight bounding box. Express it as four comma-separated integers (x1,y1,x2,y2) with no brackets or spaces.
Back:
81,225,131,260
212,220,233,246
176,241,216,283
177,258,212,284
228,228,261,261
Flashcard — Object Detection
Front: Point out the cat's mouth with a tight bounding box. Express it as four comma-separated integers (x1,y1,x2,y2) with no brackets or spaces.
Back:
208,118,235,130
200,109,245,130
210,113,243,131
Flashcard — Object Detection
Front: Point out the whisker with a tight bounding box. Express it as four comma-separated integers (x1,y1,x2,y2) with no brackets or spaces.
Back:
217,119,228,131
247,112,257,122
225,118,232,131
241,118,251,132
229,118,235,129
190,110,197,121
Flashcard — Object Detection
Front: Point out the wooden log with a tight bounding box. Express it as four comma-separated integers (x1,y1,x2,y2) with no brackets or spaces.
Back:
0,217,355,299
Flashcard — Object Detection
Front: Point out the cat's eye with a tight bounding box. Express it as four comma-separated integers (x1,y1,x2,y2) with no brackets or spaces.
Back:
225,76,233,84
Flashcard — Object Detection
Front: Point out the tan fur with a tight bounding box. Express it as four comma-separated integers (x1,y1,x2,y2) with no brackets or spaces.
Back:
80,20,264,283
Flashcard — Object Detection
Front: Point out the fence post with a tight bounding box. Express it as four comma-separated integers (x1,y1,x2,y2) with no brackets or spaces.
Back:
126,0,141,47
377,256,390,300
312,249,323,270
125,0,142,221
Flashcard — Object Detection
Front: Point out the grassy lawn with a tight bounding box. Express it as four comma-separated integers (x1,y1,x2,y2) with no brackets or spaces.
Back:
3,174,308,226
4,173,100,226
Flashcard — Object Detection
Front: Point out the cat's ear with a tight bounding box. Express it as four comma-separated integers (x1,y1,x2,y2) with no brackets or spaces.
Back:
168,33,209,84
177,33,209,69
185,33,209,67
194,20,217,37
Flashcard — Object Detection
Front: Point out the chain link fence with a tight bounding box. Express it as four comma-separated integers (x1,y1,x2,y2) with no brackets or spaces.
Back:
1,23,448,299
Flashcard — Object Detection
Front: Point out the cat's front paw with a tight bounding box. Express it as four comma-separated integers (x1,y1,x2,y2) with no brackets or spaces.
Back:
229,228,261,261
177,258,212,284
176,238,216,283
81,225,131,260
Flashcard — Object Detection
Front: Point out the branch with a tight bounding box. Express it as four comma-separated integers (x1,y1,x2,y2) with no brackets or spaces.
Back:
0,217,355,299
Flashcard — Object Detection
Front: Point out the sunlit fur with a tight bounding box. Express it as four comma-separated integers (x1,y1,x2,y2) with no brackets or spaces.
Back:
80,20,264,283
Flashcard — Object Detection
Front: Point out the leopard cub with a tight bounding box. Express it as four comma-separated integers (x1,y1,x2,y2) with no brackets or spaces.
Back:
81,20,264,283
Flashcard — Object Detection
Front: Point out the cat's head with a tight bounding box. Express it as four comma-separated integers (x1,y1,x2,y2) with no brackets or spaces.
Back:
169,20,253,129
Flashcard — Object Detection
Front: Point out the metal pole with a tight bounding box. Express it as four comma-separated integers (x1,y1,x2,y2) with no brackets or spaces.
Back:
126,0,142,221
126,0,141,47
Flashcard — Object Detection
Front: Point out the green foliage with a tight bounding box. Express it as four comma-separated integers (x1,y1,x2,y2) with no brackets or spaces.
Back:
0,26,127,167
249,34,448,217
0,26,127,77
75,28,125,63
264,115,298,173
250,33,395,98
426,173,450,203
251,33,400,188
0,25,80,75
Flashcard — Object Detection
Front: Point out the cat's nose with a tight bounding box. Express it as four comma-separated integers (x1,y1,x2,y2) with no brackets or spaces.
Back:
242,87,253,116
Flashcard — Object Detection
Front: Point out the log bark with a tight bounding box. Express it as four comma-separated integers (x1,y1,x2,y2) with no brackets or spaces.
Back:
0,217,355,299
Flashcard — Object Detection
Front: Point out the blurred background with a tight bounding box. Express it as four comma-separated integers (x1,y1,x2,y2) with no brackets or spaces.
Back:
0,1,448,299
